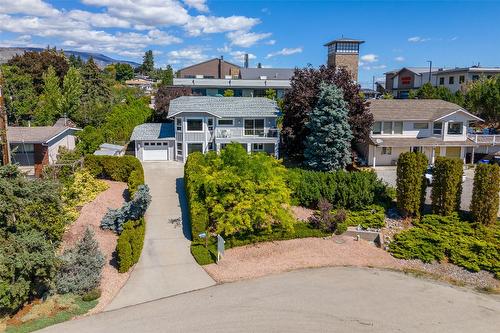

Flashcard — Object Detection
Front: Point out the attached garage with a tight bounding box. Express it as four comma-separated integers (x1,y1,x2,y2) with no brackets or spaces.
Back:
130,123,175,162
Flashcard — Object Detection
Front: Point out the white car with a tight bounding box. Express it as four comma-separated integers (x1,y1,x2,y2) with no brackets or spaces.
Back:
425,166,466,186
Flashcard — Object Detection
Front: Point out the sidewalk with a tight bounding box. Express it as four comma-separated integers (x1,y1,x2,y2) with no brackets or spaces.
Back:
106,162,215,311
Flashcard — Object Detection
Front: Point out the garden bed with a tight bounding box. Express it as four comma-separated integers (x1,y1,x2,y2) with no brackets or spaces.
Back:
61,180,129,314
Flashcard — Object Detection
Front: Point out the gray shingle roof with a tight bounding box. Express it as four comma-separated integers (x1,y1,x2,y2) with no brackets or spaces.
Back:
239,68,295,80
7,126,74,143
369,99,481,121
130,123,175,141
168,96,280,118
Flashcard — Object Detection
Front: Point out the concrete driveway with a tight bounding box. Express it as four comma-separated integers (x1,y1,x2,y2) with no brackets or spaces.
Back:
42,267,500,332
375,166,500,216
106,162,214,311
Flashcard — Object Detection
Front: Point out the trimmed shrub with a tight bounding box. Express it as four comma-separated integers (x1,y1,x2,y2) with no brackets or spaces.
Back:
287,168,391,209
185,153,211,241
82,288,101,302
116,218,146,273
84,155,144,196
396,152,428,217
345,205,385,229
55,227,105,295
101,185,151,234
471,164,500,225
389,214,500,277
431,157,463,215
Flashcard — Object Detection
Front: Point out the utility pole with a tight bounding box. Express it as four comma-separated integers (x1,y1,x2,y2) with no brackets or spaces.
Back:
427,60,432,84
372,75,375,91
0,69,11,166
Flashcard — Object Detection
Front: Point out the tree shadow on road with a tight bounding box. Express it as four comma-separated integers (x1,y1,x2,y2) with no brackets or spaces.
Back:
176,177,192,241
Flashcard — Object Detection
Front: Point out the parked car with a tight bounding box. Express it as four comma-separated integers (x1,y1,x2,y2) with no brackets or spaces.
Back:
478,155,500,166
425,166,467,186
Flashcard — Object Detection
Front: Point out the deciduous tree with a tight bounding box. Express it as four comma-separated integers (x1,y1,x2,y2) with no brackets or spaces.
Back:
34,66,63,125
62,66,83,119
1,65,37,125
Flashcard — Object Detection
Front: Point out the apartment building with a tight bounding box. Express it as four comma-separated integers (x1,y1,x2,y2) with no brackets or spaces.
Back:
434,66,500,92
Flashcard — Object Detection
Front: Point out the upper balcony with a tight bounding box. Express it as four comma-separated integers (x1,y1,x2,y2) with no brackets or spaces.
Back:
468,134,499,145
215,128,279,139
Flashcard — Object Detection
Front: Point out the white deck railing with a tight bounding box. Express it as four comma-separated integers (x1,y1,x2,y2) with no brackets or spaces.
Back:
215,128,279,139
468,134,499,145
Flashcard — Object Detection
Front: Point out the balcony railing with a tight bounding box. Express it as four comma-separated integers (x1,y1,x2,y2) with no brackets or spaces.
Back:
468,134,499,145
215,128,279,139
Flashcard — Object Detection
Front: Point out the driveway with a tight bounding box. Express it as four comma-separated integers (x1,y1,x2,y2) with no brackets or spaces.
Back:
42,267,500,332
106,162,214,311
374,166,500,216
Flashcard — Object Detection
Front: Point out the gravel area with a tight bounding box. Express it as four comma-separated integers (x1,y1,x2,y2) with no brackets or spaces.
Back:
290,206,314,221
204,235,500,290
61,180,129,315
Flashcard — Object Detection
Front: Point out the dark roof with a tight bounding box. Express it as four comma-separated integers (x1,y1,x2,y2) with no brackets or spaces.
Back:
324,37,365,46
239,68,295,80
369,99,482,121
434,67,500,75
168,96,279,118
130,123,175,141
177,58,241,72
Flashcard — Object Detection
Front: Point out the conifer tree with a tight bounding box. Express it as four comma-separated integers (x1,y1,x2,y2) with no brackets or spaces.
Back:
34,66,63,125
62,67,83,119
304,83,353,171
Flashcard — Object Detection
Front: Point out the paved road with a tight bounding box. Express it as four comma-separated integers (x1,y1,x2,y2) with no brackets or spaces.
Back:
43,267,500,332
106,162,214,311
375,166,500,216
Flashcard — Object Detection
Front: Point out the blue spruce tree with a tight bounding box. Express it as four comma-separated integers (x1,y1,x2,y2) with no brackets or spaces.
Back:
304,83,353,171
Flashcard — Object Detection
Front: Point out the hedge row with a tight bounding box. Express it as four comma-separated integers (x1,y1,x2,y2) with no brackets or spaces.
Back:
431,157,463,216
84,155,144,195
286,168,393,209
116,218,145,273
184,153,209,241
396,152,428,217
471,164,500,225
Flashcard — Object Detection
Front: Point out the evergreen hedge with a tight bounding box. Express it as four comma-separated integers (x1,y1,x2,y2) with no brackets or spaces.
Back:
286,168,392,209
431,157,463,215
184,152,210,240
116,218,145,273
471,164,500,225
396,152,428,217
84,155,144,195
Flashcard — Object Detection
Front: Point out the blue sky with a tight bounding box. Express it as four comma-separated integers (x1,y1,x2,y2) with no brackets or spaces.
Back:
1,0,499,87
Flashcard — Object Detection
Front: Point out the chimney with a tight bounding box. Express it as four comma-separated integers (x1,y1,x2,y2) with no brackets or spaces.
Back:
257,62,262,68
218,56,223,79
244,54,249,68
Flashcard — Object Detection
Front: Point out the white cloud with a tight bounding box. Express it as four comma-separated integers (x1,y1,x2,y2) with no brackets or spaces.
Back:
227,31,272,47
185,15,259,36
266,47,302,59
408,36,430,43
167,47,209,66
0,0,60,16
360,54,378,63
217,44,231,53
183,0,209,12
230,51,256,64
265,39,276,45
67,10,131,29
395,56,405,62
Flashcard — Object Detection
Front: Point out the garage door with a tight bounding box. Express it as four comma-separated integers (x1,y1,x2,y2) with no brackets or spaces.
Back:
142,141,169,161
445,147,461,158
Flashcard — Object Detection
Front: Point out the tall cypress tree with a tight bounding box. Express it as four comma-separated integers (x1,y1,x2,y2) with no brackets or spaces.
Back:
141,50,154,75
304,83,353,171
34,66,63,125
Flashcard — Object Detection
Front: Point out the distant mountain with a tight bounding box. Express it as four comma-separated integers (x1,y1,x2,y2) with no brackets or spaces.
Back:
0,47,141,68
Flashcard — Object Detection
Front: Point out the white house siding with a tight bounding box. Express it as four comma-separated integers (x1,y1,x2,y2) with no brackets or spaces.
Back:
47,134,76,164
440,113,470,142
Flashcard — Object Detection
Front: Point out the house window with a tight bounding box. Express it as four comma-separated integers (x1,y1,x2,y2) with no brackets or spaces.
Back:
413,123,429,129
176,143,183,156
381,147,392,155
372,122,382,134
244,119,265,136
217,118,234,126
412,147,423,153
207,118,214,131
187,143,203,154
401,76,411,85
449,76,455,85
393,122,403,134
472,75,480,81
11,143,34,153
144,142,150,146
459,75,465,84
439,77,445,85
433,122,443,135
175,118,182,131
382,122,393,134
187,119,203,131
447,122,463,135
253,143,264,151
